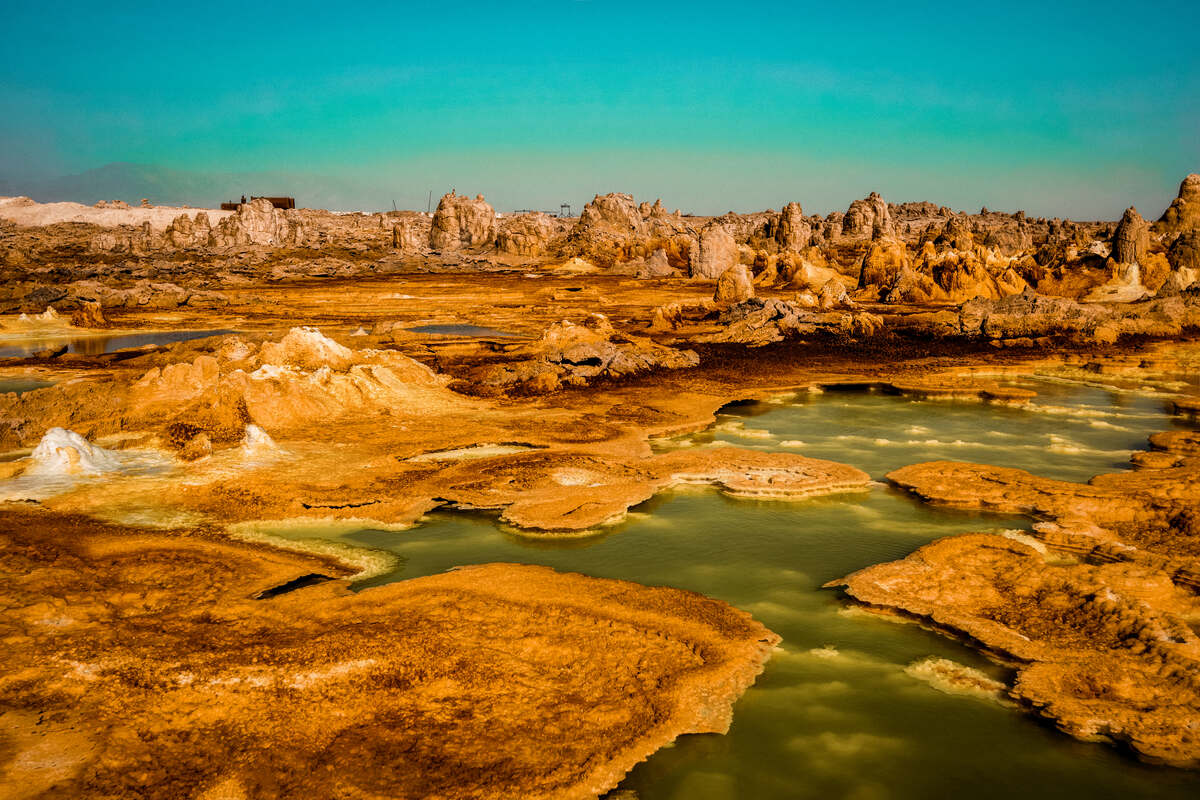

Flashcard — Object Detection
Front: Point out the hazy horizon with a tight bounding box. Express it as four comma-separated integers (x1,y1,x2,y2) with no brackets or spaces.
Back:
4,160,1196,221
3,0,1197,219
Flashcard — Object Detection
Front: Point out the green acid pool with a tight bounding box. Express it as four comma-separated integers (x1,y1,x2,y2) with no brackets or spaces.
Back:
0,378,51,395
268,378,1200,799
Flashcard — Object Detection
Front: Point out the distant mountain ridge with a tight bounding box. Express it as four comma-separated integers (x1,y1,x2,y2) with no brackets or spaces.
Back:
0,162,395,212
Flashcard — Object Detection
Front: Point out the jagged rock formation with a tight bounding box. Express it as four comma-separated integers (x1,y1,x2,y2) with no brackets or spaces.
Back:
857,238,910,290
885,265,950,304
890,205,1039,255
561,195,639,267
1112,207,1151,264
979,216,1035,254
4,174,1198,297
784,258,851,297
710,211,773,246
564,193,690,267
925,253,1027,305
429,192,496,251
957,287,1200,343
88,198,308,253
497,212,564,257
390,214,430,252
470,314,699,393
88,221,159,254
69,300,107,328
888,201,948,238
933,215,975,251
3,197,440,267
856,232,1027,305
1157,173,1200,233
634,248,677,278
1160,232,1200,295
211,198,307,248
689,222,737,279
841,192,894,239
163,211,214,248
714,264,754,305
574,193,644,247
699,298,883,346
772,202,812,251
1168,229,1200,273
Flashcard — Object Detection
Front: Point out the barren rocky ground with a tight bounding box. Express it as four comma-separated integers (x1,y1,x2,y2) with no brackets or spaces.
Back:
1,179,1199,796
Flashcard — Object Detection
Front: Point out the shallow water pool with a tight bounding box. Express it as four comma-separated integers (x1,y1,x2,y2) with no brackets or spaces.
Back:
0,377,51,394
0,328,236,359
406,323,518,338
660,377,1188,483
274,379,1200,799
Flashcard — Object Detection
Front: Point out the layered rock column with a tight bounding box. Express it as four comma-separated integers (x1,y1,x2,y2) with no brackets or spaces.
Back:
1112,207,1150,264
775,202,812,251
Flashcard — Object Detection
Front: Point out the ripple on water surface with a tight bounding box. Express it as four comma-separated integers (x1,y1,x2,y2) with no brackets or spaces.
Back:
266,379,1199,800
659,377,1188,483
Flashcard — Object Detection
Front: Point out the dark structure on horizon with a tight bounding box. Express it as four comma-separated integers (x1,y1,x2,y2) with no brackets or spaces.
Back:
220,195,296,211
510,203,574,218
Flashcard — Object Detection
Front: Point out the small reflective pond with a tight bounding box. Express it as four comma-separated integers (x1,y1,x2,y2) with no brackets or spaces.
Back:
0,328,236,359
0,378,52,395
406,324,519,338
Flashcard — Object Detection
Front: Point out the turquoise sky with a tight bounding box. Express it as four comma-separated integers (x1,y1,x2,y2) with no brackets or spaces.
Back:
2,0,1197,216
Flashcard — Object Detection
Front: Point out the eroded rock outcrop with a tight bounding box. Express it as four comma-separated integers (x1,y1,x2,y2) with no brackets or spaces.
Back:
562,193,691,268
1112,207,1151,264
214,198,307,248
470,314,699,393
69,299,108,328
957,288,1200,343
690,223,737,279
1159,231,1200,295
841,192,894,239
1168,230,1200,271
163,211,215,248
497,212,563,257
1085,260,1151,304
700,298,883,346
714,264,754,305
855,229,1030,304
857,237,910,291
391,214,430,252
564,193,643,265
774,202,812,251
635,248,677,278
933,215,975,251
429,192,496,251
1158,173,1200,233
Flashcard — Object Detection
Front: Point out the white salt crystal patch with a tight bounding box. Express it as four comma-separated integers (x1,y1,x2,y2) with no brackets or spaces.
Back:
28,428,120,476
